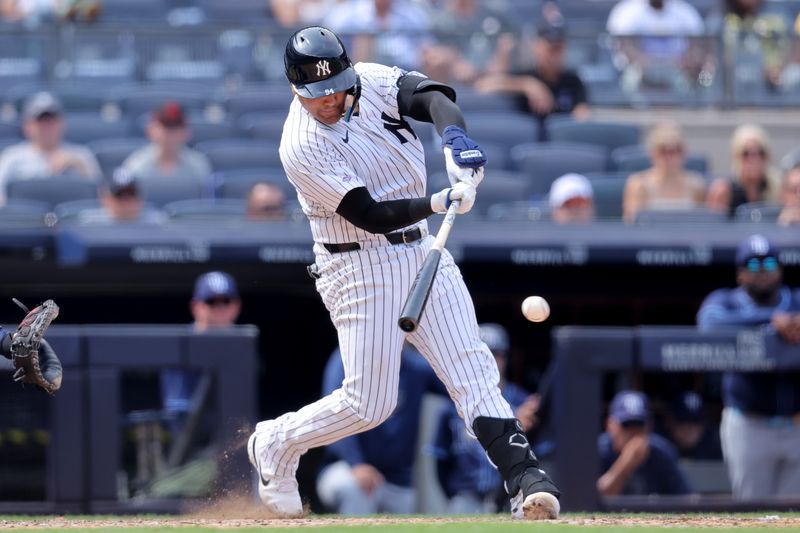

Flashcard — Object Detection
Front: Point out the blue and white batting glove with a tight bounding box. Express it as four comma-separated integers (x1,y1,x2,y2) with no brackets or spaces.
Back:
441,125,486,188
430,182,476,214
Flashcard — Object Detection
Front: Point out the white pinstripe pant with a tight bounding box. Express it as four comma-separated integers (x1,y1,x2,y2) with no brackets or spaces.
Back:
255,236,513,478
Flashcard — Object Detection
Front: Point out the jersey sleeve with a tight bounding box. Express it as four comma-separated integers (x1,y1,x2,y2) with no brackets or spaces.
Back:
280,133,364,213
359,63,426,109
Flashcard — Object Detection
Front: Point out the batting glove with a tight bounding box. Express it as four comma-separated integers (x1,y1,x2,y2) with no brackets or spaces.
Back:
430,182,476,214
441,125,486,188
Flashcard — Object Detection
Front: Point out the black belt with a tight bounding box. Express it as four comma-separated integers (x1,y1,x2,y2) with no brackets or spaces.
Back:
323,228,424,254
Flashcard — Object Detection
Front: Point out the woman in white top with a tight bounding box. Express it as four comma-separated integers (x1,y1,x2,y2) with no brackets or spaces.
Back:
622,121,706,223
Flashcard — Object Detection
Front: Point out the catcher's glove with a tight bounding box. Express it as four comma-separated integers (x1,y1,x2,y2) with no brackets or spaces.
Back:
8,299,62,395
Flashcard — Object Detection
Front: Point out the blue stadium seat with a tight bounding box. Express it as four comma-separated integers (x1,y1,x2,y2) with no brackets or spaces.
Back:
547,120,641,157
53,199,102,222
486,201,551,222
95,0,169,22
5,81,110,113
88,137,149,175
111,88,210,116
63,114,134,144
634,207,727,225
464,112,540,147
610,144,709,175
56,32,137,83
220,87,293,118
214,168,292,198
453,88,521,114
196,139,283,171
0,122,20,139
0,32,45,85
0,199,50,226
163,198,246,221
734,202,783,223
138,176,210,206
238,112,288,141
131,112,236,145
509,142,608,197
588,176,627,221
6,176,99,208
197,0,274,22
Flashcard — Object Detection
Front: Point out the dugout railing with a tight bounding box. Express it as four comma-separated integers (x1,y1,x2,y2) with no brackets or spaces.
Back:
553,326,800,512
0,325,258,514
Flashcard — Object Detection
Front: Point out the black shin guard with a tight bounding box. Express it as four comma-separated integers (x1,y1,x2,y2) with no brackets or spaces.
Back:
472,416,560,498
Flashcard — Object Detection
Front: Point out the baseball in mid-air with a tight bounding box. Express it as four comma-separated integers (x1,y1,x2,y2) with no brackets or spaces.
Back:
521,296,550,322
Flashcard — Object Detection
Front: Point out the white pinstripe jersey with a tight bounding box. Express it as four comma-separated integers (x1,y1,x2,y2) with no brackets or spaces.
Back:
279,62,429,245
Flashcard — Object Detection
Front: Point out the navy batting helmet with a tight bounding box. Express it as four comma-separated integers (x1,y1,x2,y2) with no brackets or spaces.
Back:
284,26,358,99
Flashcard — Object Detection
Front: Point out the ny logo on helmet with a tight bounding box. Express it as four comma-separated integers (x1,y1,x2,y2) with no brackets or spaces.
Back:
316,60,331,77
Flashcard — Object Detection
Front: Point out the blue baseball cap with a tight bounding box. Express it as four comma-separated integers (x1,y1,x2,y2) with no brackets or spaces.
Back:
735,234,780,266
193,271,239,301
479,323,510,353
609,391,650,425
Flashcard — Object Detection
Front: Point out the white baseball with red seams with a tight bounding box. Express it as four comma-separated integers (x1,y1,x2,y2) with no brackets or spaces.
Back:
522,296,550,322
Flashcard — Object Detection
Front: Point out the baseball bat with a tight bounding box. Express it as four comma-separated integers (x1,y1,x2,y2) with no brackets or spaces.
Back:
398,200,461,333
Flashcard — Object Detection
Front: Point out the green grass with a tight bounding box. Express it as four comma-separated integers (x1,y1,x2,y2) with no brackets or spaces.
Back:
1,513,798,533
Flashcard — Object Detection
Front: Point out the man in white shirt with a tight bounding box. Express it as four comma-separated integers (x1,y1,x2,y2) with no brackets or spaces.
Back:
0,91,101,204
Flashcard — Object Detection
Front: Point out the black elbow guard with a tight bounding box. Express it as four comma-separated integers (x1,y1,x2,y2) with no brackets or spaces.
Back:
397,74,456,116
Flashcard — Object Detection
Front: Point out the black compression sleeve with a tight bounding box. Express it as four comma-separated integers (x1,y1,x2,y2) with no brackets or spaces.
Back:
336,187,434,234
404,90,466,135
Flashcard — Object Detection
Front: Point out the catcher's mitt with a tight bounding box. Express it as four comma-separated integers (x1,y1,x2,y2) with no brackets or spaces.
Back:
10,299,62,395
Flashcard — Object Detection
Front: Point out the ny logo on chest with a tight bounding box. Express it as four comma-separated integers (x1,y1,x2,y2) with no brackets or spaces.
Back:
381,112,417,144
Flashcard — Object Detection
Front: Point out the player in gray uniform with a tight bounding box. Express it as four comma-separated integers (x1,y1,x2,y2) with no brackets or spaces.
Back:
248,26,560,520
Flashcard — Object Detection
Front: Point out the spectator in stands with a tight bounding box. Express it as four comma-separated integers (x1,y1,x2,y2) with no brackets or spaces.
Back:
622,122,706,223
161,271,242,433
246,182,287,221
597,390,691,496
269,0,339,27
121,101,212,182
0,91,101,204
76,167,166,225
697,234,800,499
706,0,796,90
324,0,430,70
606,0,705,93
548,173,595,224
658,391,722,460
778,164,800,226
316,343,446,515
419,0,515,85
430,323,541,514
475,12,590,125
707,124,781,217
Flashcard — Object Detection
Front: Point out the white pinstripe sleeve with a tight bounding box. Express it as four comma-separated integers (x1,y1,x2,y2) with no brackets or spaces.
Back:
281,128,365,214
359,63,426,109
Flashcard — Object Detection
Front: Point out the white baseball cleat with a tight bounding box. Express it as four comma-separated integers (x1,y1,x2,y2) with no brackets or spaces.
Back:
247,431,304,517
511,491,560,520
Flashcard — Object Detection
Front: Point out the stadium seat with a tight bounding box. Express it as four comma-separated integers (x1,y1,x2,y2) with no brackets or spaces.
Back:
53,198,102,222
138,176,210,206
163,198,246,221
95,0,169,22
196,0,274,22
0,33,44,85
735,202,783,223
634,207,727,225
132,112,236,145
509,142,608,197
196,139,283,171
0,137,21,152
454,88,521,114
238,112,288,141
56,32,137,83
220,87,293,118
63,114,134,144
111,89,209,117
0,199,51,226
486,200,551,222
6,176,99,208
611,144,709,175
0,122,20,139
88,137,149,175
587,175,627,220
547,120,640,157
214,168,292,198
464,112,540,147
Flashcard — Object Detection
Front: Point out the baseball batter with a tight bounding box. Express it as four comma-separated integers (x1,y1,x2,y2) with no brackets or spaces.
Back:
248,26,560,520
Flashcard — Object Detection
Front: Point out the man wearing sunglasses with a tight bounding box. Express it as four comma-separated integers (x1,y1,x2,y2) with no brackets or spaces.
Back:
697,234,800,499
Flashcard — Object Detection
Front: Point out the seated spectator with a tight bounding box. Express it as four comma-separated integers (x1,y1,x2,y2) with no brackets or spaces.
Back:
430,323,540,514
246,182,287,221
76,167,166,225
419,0,514,85
658,391,722,460
548,173,595,224
706,0,795,90
0,91,101,204
597,390,691,496
707,124,781,217
778,164,800,226
316,344,446,515
121,102,212,181
697,234,800,499
475,12,590,125
324,0,430,70
622,122,705,223
606,0,705,92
